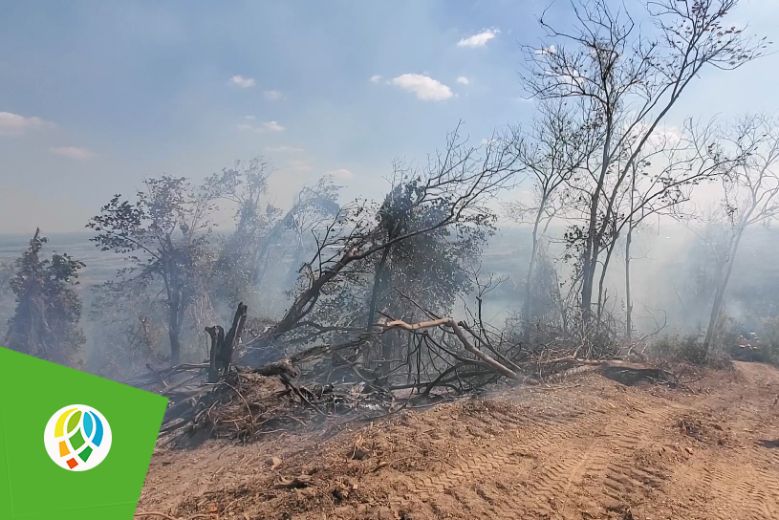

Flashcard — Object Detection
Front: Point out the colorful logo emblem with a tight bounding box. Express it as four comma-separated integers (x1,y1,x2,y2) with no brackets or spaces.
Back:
43,404,113,471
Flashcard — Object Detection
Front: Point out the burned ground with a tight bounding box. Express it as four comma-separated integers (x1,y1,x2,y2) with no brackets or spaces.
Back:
138,361,779,519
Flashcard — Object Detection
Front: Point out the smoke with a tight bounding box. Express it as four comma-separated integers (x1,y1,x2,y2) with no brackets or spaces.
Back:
2,187,779,376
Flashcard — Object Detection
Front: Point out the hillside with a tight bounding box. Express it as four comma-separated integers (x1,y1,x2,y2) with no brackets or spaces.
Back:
138,361,779,519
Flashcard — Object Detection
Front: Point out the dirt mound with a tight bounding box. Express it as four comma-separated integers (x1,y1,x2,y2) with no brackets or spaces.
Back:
139,362,779,520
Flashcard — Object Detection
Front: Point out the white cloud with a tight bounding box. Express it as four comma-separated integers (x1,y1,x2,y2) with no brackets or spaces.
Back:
265,145,304,153
0,111,52,135
263,89,283,101
326,168,354,181
261,120,285,132
456,76,470,86
238,119,286,133
229,74,256,88
369,74,383,83
390,74,453,101
457,28,499,48
49,146,95,160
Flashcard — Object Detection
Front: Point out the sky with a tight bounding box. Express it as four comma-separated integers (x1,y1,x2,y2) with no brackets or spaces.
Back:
1,0,778,234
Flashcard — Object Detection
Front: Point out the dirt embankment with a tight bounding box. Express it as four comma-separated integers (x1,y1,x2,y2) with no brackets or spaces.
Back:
139,362,779,520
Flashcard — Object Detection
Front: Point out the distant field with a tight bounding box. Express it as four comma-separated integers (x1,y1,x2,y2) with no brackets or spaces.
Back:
0,232,125,288
0,229,529,324
3,226,778,330
0,229,530,293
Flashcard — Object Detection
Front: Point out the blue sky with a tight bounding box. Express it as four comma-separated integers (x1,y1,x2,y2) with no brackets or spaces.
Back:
1,0,777,233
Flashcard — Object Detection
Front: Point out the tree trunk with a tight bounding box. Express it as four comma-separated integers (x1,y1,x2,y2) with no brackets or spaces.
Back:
625,225,634,340
206,302,248,382
582,122,613,328
366,245,392,328
581,199,604,328
205,325,224,382
164,272,184,365
522,204,544,334
580,244,598,326
596,238,619,325
168,322,181,365
703,225,745,352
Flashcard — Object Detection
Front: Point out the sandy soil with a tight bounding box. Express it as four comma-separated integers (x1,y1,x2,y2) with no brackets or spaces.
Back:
138,361,779,519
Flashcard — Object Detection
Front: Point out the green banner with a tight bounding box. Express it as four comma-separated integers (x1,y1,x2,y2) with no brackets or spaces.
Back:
0,346,167,519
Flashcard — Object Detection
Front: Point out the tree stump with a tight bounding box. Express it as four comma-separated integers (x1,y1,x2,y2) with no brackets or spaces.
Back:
206,302,248,382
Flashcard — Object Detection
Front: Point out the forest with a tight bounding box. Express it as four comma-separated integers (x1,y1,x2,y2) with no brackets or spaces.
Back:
3,0,779,426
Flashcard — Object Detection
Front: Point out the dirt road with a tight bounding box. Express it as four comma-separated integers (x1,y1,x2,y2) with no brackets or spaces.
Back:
139,362,779,519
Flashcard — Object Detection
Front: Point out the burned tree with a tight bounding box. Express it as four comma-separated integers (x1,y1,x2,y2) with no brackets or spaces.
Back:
204,159,280,303
242,127,519,382
595,121,730,334
703,116,779,351
506,100,597,331
526,0,765,331
359,168,495,379
264,177,341,291
206,302,248,382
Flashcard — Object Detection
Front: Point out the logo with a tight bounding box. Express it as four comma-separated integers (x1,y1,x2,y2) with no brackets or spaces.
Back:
43,404,113,471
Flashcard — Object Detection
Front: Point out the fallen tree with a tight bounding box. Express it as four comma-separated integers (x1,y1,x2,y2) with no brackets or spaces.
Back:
380,317,523,382
152,305,677,445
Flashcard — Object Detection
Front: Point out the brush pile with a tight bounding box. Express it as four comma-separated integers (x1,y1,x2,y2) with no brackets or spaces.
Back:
158,368,397,446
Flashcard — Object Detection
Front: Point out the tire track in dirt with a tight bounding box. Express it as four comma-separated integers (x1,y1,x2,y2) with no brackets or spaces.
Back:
597,404,681,506
532,399,683,518
141,362,779,520
395,371,778,520
646,362,779,520
396,399,606,519
711,404,779,520
399,390,691,519
708,461,775,520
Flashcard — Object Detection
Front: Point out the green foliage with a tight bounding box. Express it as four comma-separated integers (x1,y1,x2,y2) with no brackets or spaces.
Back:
374,178,492,314
87,176,217,364
5,229,85,366
313,175,494,334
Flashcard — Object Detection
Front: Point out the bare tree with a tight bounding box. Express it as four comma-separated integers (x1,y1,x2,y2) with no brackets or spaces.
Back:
596,121,728,335
506,101,597,328
270,177,341,289
704,116,779,351
526,0,765,330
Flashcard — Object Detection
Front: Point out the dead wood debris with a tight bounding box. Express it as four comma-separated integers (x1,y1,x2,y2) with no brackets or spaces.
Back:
146,307,679,445
155,357,676,445
158,369,396,445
